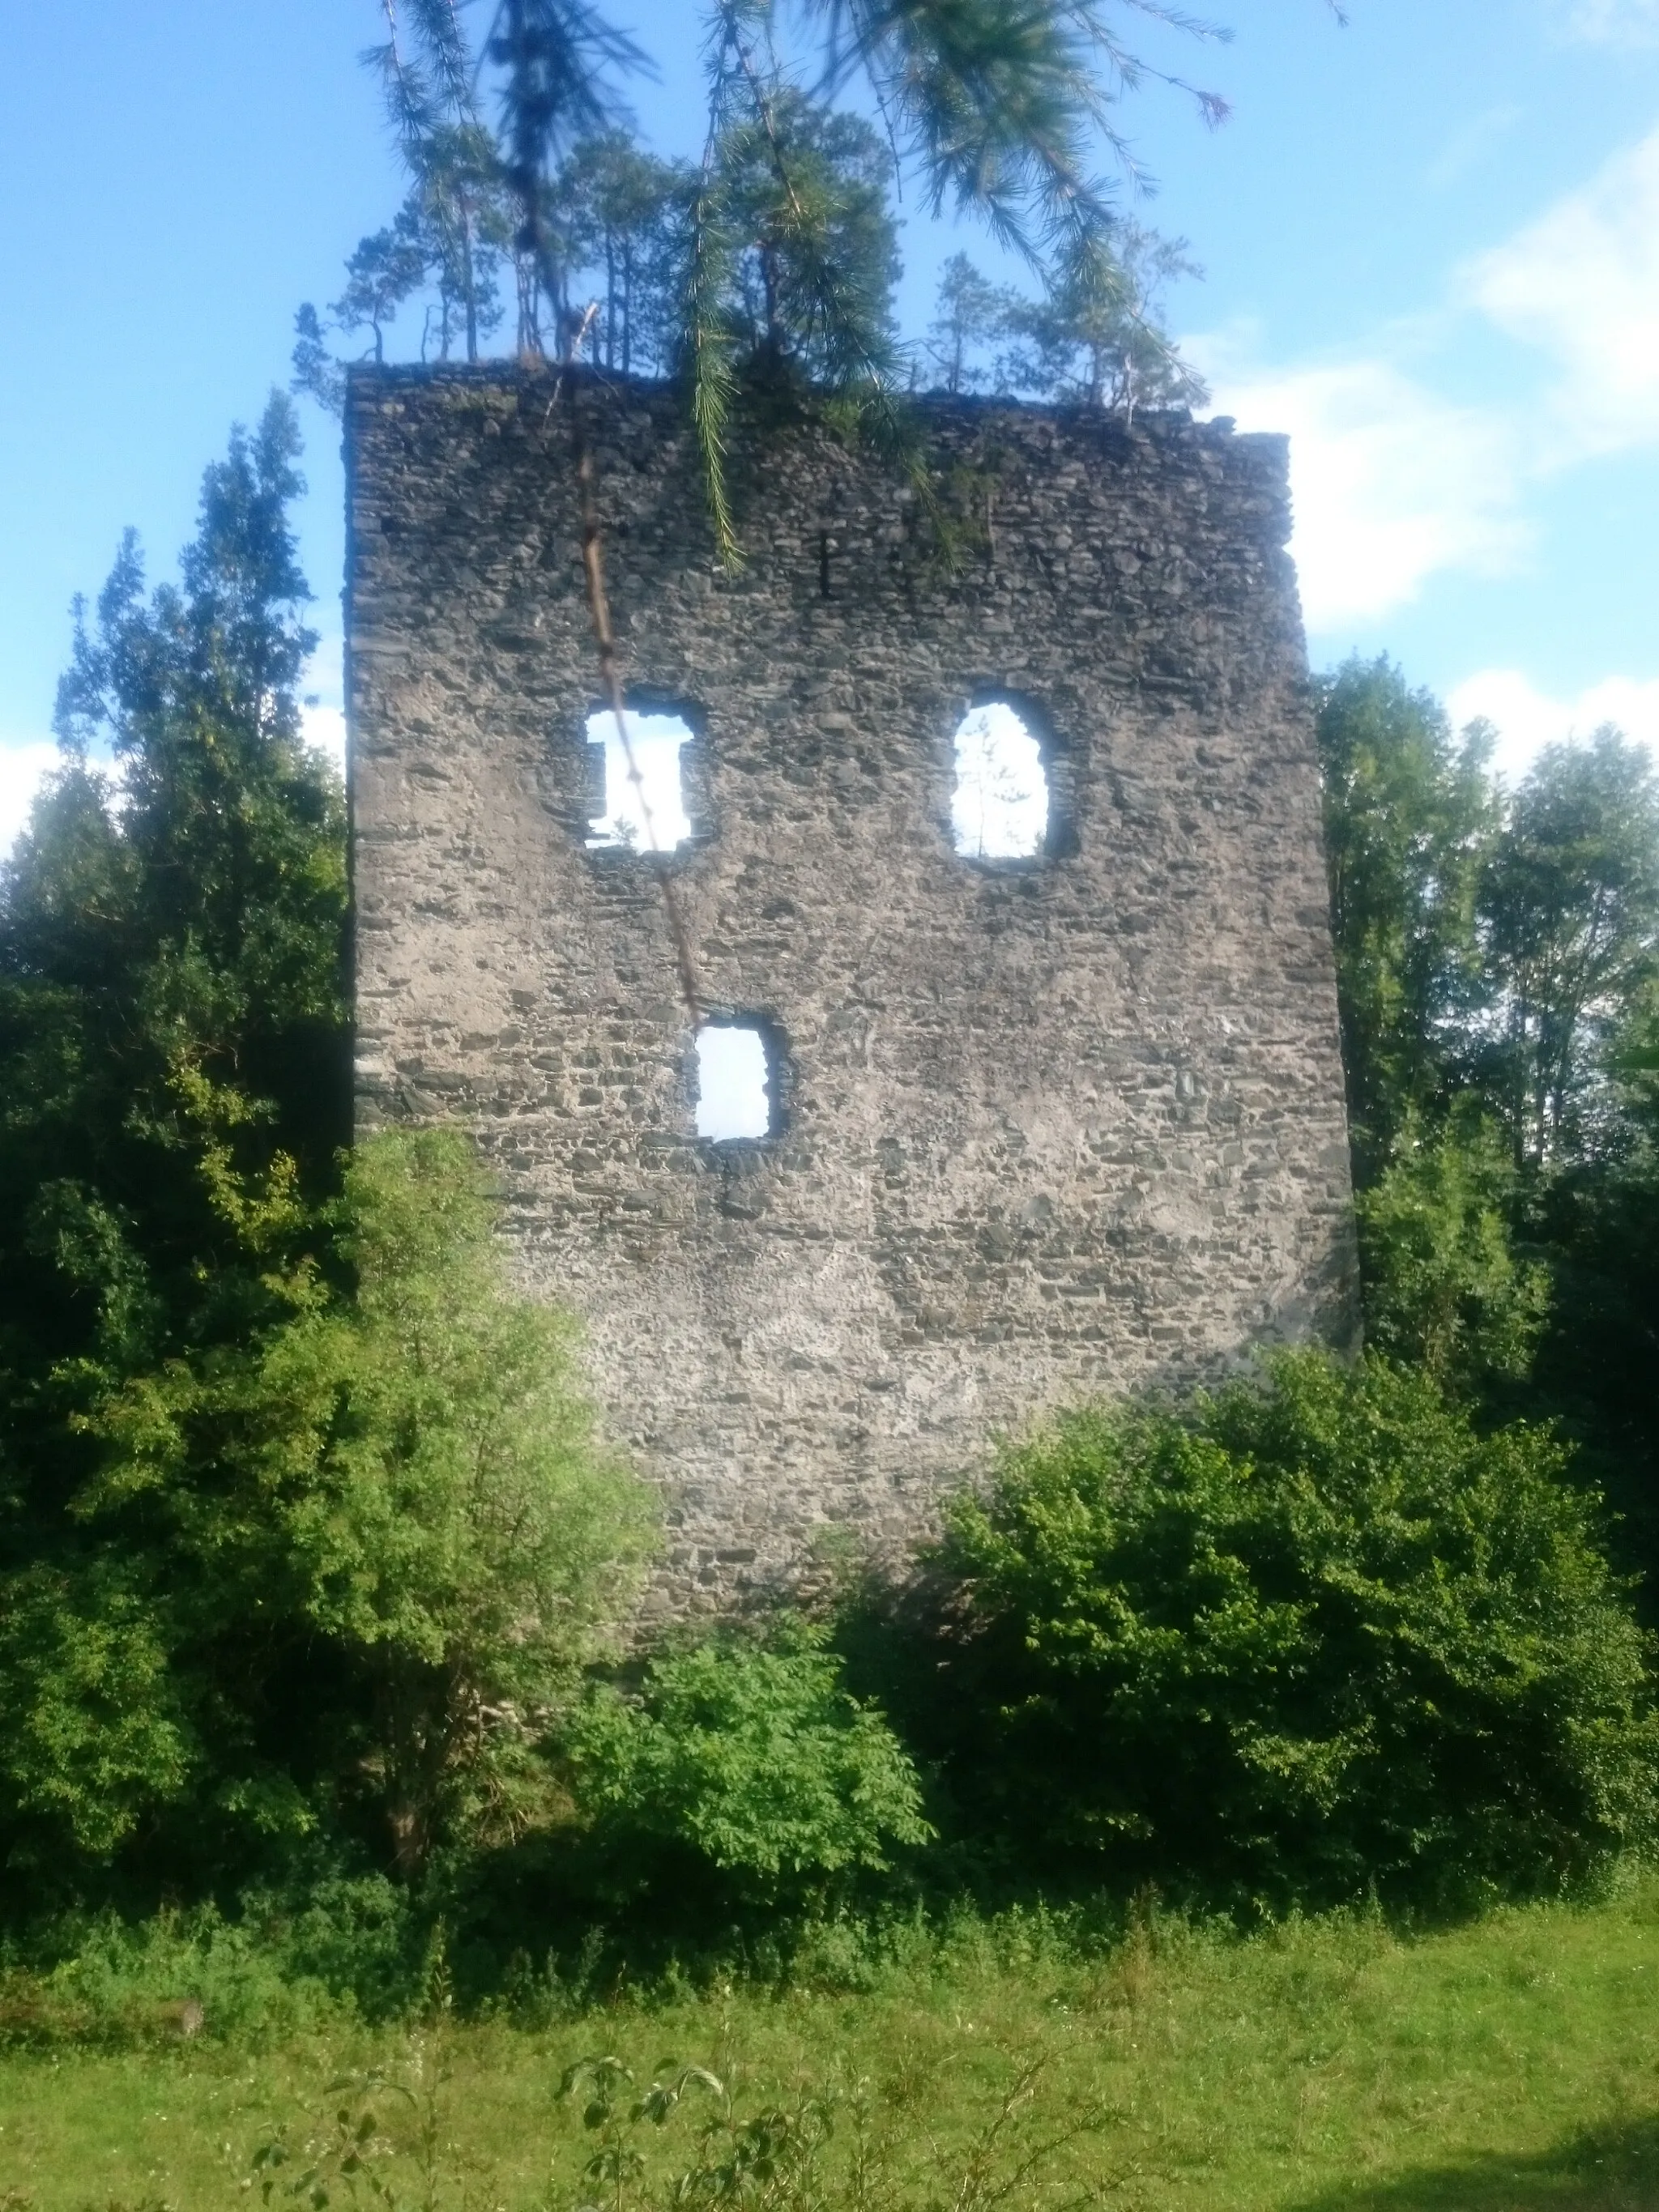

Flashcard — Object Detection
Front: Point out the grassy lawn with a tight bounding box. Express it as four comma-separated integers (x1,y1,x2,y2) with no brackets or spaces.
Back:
4,1877,1659,2212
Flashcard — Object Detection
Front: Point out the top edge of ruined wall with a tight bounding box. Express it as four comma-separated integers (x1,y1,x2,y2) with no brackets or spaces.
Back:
343,362,1291,509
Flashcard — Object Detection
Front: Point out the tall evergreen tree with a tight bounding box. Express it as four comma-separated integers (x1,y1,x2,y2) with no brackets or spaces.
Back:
0,395,348,1523
557,131,690,376
1314,657,1498,1187
1476,730,1659,1167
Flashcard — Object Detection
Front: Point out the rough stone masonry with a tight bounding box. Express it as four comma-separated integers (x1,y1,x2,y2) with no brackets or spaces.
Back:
347,365,1359,1609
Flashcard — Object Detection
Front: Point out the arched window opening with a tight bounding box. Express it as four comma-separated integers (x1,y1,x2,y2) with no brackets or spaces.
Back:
949,701,1049,859
695,1023,773,1142
586,709,693,852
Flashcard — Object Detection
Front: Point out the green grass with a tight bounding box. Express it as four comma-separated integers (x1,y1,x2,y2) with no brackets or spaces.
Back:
5,1877,1659,2211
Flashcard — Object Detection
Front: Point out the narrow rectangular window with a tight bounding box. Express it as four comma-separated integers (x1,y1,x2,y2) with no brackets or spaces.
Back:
586,709,694,852
695,1024,772,1141
951,701,1049,859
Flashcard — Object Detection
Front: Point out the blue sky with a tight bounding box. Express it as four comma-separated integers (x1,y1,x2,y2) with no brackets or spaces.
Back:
2,0,1657,843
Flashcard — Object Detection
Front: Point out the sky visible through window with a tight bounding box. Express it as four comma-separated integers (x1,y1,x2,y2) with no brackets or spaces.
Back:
950,702,1048,859
3,0,1658,850
696,1025,770,1141
586,710,693,851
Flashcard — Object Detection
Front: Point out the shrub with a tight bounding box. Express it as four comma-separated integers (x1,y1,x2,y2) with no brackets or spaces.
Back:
568,1629,932,1904
3,1127,657,1892
1356,1105,1548,1397
937,1352,1658,1909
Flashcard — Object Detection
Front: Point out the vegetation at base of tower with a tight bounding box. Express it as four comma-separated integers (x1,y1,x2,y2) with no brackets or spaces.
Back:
565,1626,933,1907
0,1121,655,1898
5,414,1659,2031
924,1352,1656,1912
1315,654,1659,1566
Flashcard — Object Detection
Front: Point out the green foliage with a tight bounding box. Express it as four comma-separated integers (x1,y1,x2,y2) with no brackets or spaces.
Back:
923,253,1009,394
58,1128,656,1883
447,0,1226,339
16,1883,1659,2209
405,124,515,364
324,1,1230,549
1355,1105,1549,1398
936,1353,1657,1909
996,226,1209,413
296,125,516,402
1315,656,1497,1186
684,64,906,554
0,399,345,1410
0,405,351,1892
919,232,1206,411
557,132,689,374
1316,661,1659,1609
1477,727,1659,1166
569,1629,931,1900
331,217,430,364
0,1882,418,2048
698,86,900,394
0,1565,194,1859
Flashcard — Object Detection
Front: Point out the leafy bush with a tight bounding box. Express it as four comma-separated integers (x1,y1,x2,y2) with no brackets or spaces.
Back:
1,1127,657,1893
568,1630,932,1904
936,1352,1657,1909
1356,1106,1549,1397
0,1894,370,2049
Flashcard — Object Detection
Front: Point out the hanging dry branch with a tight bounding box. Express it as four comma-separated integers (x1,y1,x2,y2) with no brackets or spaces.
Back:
563,346,704,1031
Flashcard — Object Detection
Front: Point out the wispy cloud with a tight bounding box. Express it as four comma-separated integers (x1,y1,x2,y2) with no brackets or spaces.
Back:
1464,122,1659,454
1555,0,1659,46
1185,118,1659,633
1447,668,1659,782
1191,342,1527,628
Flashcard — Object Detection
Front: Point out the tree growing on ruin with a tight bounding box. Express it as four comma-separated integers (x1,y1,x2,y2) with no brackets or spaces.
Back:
306,0,1233,520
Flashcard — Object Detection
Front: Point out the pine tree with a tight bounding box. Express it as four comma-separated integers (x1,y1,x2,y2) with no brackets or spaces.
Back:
0,396,348,1529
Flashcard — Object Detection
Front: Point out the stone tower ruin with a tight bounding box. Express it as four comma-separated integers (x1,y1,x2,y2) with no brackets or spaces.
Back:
347,368,1358,1607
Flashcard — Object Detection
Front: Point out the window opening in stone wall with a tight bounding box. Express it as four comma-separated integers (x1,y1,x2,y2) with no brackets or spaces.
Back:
696,1023,772,1142
949,701,1049,859
586,709,694,851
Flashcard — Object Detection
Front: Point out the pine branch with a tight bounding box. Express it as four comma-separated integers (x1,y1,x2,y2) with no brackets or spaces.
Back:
686,15,746,565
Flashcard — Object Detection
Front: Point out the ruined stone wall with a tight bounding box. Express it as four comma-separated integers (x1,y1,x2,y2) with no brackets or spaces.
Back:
347,366,1358,1611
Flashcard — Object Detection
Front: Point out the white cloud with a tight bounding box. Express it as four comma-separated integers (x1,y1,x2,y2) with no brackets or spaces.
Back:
1447,668,1659,782
301,634,347,772
0,743,60,858
301,702,348,769
1556,0,1659,45
1465,123,1659,455
1181,119,1659,633
1194,348,1525,628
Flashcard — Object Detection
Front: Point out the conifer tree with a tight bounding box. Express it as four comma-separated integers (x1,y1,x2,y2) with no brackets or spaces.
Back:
0,397,347,1551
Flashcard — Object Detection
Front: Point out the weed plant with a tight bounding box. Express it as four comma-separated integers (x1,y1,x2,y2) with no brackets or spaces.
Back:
5,1876,1659,2212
